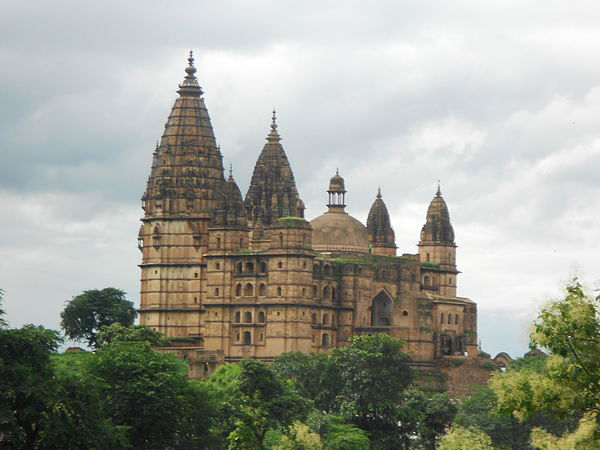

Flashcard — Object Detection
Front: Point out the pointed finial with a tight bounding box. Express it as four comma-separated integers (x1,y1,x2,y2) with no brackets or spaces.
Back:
377,187,382,198
229,163,233,179
267,109,281,142
271,109,277,130
179,50,202,96
436,180,442,197
336,168,339,175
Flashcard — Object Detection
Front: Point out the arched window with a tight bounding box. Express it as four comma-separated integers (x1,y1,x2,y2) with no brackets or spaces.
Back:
243,331,251,345
246,262,254,273
440,313,445,324
258,311,265,323
424,275,431,287
279,233,284,247
371,291,393,326
235,311,241,323
426,253,430,262
237,262,243,273
448,313,452,324
302,287,306,297
244,283,253,297
235,283,242,297
244,312,252,323
259,283,266,296
313,265,320,277
193,235,201,249
322,333,330,348
215,288,220,296
311,312,317,324
216,236,221,249
402,310,408,316
152,225,161,249
277,287,282,296
260,262,267,273
331,287,335,301
455,314,459,325
323,265,330,276
322,313,329,325
236,332,240,341
323,286,330,298
313,285,318,298
277,261,283,269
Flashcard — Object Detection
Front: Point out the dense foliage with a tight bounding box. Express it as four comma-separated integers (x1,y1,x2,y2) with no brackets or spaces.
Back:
6,277,600,449
60,287,137,348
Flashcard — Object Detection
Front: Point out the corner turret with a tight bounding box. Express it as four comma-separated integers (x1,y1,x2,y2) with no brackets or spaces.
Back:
367,188,396,256
418,184,458,297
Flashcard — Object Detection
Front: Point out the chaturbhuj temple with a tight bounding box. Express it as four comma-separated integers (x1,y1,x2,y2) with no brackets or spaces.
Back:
138,53,496,395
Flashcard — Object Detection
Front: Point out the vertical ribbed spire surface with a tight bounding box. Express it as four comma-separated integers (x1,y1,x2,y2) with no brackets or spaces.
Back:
142,52,225,217
420,185,455,244
213,169,247,227
244,112,304,226
367,189,396,248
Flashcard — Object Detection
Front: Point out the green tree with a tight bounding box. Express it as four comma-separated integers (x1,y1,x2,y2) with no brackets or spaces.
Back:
403,389,456,450
0,325,126,450
273,351,340,412
97,322,168,347
331,335,413,449
86,340,215,450
60,287,136,348
437,425,493,450
0,325,62,449
213,359,308,450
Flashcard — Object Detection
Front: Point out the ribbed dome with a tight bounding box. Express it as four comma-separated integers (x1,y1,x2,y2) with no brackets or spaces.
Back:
367,189,395,248
311,211,369,253
311,171,368,253
329,172,345,192
212,171,247,227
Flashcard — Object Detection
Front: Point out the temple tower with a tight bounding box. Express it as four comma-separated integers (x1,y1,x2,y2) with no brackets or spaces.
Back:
244,112,305,233
418,184,458,297
366,188,397,256
138,53,225,338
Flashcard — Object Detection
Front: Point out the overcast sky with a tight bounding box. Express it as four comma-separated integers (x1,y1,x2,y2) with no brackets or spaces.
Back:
2,0,599,358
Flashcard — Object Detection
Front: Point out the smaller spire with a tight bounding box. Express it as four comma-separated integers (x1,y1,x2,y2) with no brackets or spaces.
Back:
436,180,442,197
336,168,339,175
229,163,233,180
377,187,382,199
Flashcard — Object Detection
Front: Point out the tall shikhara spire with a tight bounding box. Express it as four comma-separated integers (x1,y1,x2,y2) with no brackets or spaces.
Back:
142,51,225,216
138,53,226,341
244,111,305,227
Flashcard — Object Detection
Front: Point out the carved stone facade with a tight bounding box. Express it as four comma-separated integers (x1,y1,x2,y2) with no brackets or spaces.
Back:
138,54,488,390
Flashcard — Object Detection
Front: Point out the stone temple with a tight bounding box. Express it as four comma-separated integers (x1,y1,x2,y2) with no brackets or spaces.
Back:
138,53,493,394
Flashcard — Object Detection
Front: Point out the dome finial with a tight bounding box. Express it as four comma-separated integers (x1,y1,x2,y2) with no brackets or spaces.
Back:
377,186,382,198
436,180,442,197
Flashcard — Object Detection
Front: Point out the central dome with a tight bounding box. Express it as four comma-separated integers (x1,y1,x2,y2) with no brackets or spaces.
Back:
310,171,369,253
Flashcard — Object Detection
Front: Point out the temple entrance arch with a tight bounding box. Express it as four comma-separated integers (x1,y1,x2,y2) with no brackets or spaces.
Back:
371,290,393,326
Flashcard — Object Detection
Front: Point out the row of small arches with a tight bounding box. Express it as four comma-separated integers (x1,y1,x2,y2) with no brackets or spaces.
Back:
235,331,331,348
234,283,336,300
440,313,460,325
234,311,265,324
